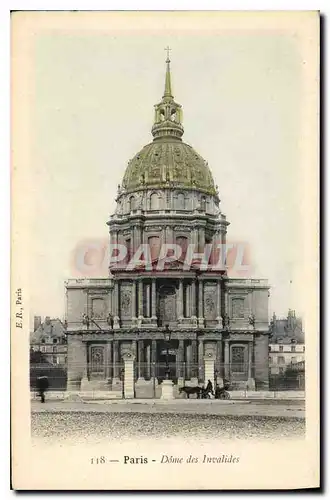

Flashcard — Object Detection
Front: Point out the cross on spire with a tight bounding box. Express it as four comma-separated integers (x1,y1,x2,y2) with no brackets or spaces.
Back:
164,46,171,62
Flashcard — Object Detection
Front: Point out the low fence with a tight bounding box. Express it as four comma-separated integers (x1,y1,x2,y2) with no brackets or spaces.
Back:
30,363,67,391
30,390,305,401
30,361,305,398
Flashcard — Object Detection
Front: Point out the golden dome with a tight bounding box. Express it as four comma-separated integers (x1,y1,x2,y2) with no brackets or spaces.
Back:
122,140,216,195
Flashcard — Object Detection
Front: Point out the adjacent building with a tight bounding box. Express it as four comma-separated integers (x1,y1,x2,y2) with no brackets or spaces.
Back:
30,316,67,365
268,309,305,389
65,55,270,396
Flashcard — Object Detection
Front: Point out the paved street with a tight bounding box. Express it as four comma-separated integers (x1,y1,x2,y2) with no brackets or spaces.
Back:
31,402,304,445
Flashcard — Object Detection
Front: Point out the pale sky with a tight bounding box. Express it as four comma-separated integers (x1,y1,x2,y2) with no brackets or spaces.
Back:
20,12,317,325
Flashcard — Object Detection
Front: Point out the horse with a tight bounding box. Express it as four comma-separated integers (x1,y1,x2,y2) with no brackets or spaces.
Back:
179,386,202,399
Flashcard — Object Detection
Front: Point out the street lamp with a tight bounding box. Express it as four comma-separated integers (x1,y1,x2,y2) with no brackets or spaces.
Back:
164,324,171,380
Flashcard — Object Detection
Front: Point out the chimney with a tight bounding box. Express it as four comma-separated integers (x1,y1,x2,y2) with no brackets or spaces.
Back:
34,316,42,332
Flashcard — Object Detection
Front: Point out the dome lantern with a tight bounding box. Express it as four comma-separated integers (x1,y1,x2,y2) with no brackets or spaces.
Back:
151,49,184,141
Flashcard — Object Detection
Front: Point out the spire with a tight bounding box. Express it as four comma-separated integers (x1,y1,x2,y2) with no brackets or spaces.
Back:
163,46,173,99
151,49,184,141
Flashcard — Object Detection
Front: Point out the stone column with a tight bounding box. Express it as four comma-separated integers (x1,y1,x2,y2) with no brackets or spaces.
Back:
247,341,256,390
204,350,216,392
146,343,151,379
177,280,184,322
133,226,138,254
122,352,135,399
138,279,144,326
224,340,230,379
216,280,222,328
113,281,120,329
185,283,190,320
138,340,145,380
186,342,192,380
198,227,205,252
151,340,157,378
112,340,120,384
106,341,112,383
224,289,229,313
132,340,137,380
191,339,198,383
198,280,204,327
131,279,137,325
191,280,197,324
151,278,157,324
176,339,184,385
145,283,151,318
216,340,223,387
109,285,113,317
198,339,204,383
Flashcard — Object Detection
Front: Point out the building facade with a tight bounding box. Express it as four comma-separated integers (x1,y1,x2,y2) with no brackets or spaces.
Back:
30,316,67,365
65,56,270,395
269,309,305,376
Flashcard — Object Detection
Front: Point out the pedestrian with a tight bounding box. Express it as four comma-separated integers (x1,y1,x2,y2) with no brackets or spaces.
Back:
36,375,49,403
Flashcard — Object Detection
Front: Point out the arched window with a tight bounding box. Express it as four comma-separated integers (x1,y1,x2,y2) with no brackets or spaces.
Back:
176,193,185,210
129,196,136,212
150,193,159,210
200,196,206,211
148,236,160,261
126,238,132,262
176,236,188,258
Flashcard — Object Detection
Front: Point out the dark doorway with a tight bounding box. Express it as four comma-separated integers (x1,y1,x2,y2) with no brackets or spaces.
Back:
156,340,178,382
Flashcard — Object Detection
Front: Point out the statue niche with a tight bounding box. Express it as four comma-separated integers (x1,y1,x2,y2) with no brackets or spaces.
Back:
158,285,177,326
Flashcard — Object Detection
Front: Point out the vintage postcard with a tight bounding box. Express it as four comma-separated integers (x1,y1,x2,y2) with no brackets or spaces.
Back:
11,11,320,490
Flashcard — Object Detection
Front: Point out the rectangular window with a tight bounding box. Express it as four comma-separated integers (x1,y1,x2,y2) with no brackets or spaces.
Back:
291,345,296,352
277,356,285,365
279,345,283,352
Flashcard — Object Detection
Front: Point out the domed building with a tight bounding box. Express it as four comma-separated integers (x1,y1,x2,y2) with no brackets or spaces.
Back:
65,55,270,396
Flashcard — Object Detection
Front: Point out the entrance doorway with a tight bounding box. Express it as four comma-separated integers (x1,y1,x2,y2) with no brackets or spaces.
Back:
156,340,178,382
230,344,248,382
88,344,106,380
